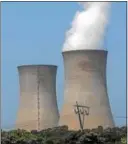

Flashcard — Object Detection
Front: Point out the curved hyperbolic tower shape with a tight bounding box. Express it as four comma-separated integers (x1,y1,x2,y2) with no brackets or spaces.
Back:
59,50,115,130
16,65,59,131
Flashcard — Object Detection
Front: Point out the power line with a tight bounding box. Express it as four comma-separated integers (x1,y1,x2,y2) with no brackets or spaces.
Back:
115,116,128,119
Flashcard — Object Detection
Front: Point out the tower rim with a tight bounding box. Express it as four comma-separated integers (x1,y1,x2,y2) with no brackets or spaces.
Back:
17,64,57,69
62,49,108,54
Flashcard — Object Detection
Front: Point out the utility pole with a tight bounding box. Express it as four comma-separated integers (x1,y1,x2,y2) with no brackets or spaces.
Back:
74,101,89,131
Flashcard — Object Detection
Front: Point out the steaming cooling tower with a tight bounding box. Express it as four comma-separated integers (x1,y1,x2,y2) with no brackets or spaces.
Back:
16,65,59,131
59,50,115,130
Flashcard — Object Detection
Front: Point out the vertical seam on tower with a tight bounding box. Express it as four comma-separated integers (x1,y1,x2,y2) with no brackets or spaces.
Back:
37,66,40,131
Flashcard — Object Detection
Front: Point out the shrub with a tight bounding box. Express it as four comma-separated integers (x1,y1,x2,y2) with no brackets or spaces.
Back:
1,126,127,144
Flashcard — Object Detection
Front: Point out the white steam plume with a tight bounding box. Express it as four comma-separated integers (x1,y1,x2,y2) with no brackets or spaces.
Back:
62,2,111,52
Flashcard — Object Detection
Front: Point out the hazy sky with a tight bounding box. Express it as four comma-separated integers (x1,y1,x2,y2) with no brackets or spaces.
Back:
1,2,126,129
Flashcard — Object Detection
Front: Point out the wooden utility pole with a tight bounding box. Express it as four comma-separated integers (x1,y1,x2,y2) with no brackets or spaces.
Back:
74,101,89,131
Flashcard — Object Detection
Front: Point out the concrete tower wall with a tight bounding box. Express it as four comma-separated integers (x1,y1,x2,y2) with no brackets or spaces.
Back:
16,65,59,131
59,50,115,130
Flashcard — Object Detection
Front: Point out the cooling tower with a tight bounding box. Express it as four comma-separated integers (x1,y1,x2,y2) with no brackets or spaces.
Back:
16,65,59,131
59,50,115,130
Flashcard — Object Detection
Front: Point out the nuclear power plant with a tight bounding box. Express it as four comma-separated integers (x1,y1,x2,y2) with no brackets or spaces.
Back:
14,2,115,131
16,65,59,131
59,49,115,130
16,50,115,131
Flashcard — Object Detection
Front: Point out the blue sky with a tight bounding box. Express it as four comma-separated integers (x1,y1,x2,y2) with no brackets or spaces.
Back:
1,2,126,129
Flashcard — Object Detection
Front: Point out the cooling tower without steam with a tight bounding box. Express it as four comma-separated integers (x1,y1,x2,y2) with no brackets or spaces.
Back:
59,50,115,130
16,65,59,131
